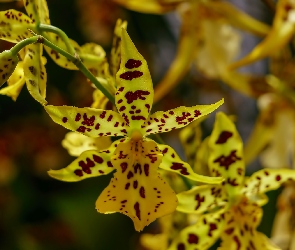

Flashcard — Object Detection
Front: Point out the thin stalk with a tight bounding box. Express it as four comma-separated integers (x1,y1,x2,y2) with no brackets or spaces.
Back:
10,36,39,55
39,24,76,55
41,37,115,105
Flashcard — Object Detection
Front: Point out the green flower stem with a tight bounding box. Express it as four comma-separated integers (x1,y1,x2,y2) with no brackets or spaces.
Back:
41,37,115,105
10,36,39,55
42,38,115,105
39,24,76,56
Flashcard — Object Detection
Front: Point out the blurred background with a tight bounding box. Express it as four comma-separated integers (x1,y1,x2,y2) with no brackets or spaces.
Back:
0,0,280,249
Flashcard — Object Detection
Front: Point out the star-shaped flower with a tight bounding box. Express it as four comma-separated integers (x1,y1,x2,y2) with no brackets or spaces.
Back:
0,0,110,104
44,28,223,231
168,112,295,249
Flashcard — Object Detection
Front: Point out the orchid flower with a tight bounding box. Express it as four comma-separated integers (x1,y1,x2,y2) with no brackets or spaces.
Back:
230,0,295,69
114,0,271,101
0,0,111,103
168,112,295,250
44,28,224,231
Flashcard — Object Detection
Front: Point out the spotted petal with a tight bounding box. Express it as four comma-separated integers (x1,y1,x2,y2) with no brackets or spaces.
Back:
0,49,19,87
168,209,225,250
110,19,127,77
24,0,50,25
44,105,127,137
44,36,79,70
158,143,223,184
176,184,228,214
96,139,178,231
115,29,154,134
0,10,34,43
144,99,224,136
242,168,295,197
229,0,295,69
208,112,245,198
23,44,47,105
48,141,118,182
0,61,25,100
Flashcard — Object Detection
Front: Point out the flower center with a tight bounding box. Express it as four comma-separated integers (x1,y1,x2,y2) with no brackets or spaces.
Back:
130,130,143,142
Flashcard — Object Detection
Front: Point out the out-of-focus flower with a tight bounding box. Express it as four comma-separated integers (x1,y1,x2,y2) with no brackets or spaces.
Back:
168,112,295,250
230,0,295,69
44,28,223,231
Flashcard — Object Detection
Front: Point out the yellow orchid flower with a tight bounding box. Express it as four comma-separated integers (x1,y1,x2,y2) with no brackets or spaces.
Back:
230,0,295,69
0,0,113,103
44,28,224,231
114,0,271,101
168,112,295,249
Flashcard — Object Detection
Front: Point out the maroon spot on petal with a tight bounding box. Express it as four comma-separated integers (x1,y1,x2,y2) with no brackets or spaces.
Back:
188,233,199,244
114,122,119,127
145,104,150,112
62,117,67,123
233,235,241,250
127,171,134,179
216,131,233,144
213,150,241,170
195,194,205,210
139,186,145,198
95,123,100,130
276,175,281,181
120,129,127,134
79,158,95,169
99,170,104,174
133,180,138,189
121,200,127,203
169,110,174,115
125,90,150,104
93,155,103,163
225,228,234,235
194,110,201,117
125,183,130,190
125,59,142,69
75,113,81,121
264,171,269,176
171,162,189,175
147,154,157,163
131,115,146,120
74,169,83,176
100,111,106,119
134,163,142,174
144,164,149,176
162,148,168,155
77,126,86,133
134,202,141,220
177,243,185,250
146,129,152,133
117,99,123,104
208,223,217,237
120,71,143,80
119,106,126,112
120,162,128,173
107,115,113,122
107,161,113,167
82,113,95,126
